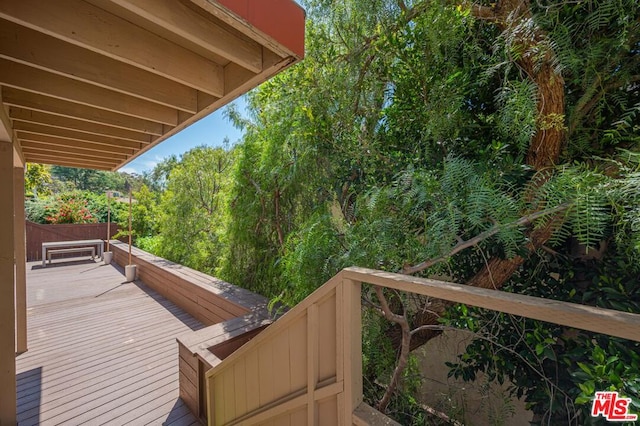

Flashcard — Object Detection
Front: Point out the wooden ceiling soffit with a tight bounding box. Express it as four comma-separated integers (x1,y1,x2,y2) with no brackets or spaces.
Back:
3,89,165,136
0,59,179,126
0,0,225,96
0,0,304,170
21,153,116,170
0,20,199,113
192,0,305,59
9,108,153,144
18,134,134,154
21,141,129,161
14,123,146,150
88,0,264,73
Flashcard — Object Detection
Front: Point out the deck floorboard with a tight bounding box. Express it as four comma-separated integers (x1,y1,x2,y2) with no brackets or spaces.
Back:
17,259,204,425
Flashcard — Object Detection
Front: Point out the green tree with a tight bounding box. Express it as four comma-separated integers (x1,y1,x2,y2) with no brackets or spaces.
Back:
155,146,232,273
50,166,143,193
147,0,639,422
24,163,52,197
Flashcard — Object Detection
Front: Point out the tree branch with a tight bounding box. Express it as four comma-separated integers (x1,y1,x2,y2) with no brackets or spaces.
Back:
401,203,569,275
374,286,411,413
468,2,499,21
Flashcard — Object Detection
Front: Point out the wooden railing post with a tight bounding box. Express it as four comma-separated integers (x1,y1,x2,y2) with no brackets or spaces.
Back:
341,277,362,425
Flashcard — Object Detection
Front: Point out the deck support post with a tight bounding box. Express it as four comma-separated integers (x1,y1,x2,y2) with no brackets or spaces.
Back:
0,140,17,425
14,163,27,354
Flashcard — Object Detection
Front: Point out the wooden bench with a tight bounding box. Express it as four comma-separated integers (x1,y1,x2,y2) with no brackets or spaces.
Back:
47,247,96,265
42,239,104,267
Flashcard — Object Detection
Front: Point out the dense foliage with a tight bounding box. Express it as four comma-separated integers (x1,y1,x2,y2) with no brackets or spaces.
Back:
29,0,637,423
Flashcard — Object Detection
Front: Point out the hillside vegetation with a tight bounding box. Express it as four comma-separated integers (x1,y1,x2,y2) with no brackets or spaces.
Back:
27,0,640,424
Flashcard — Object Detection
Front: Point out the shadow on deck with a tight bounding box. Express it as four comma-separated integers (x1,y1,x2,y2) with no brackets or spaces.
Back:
17,258,204,425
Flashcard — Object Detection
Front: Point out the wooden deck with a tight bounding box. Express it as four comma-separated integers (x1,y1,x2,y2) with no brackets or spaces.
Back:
17,258,204,425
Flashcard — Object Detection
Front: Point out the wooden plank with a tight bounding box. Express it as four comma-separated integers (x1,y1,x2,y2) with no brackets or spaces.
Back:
0,0,224,96
213,373,225,425
307,304,318,425
21,141,128,161
342,278,363,420
9,108,152,143
258,341,275,407
4,88,164,135
223,369,236,423
244,349,260,414
19,356,177,422
240,391,307,426
0,19,198,112
234,359,248,417
342,267,640,342
0,58,178,125
318,396,338,426
18,132,137,155
21,149,119,168
317,292,337,382
180,356,198,389
22,153,116,170
272,330,291,401
97,0,263,73
352,402,401,426
16,261,201,425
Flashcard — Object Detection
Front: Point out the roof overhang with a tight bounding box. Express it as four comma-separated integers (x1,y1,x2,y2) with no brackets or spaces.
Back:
0,0,305,171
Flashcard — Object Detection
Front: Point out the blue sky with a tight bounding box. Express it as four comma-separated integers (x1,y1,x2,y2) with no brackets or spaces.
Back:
119,96,248,175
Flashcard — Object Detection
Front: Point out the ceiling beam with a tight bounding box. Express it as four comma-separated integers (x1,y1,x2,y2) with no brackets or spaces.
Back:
93,0,263,74
21,141,129,161
17,132,136,155
9,108,152,144
3,89,165,136
13,122,147,150
0,59,178,126
0,0,224,96
0,88,12,142
22,151,117,169
0,20,199,113
190,0,304,59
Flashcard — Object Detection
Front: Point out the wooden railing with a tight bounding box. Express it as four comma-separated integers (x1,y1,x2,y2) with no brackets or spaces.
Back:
205,267,640,425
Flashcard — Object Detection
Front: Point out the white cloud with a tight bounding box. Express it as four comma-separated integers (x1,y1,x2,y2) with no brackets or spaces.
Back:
119,166,139,175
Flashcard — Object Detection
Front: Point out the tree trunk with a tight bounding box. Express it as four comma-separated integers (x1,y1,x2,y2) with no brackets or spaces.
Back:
390,0,566,352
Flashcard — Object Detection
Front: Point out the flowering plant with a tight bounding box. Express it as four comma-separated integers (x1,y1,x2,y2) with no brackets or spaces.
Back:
45,197,97,224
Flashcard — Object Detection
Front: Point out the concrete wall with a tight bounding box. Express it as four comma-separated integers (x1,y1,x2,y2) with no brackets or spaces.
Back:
417,330,533,425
